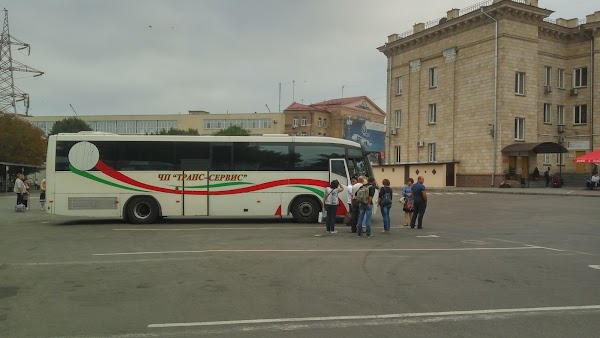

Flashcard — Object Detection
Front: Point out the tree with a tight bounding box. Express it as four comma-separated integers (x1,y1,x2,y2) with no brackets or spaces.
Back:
213,126,250,136
154,128,199,135
0,113,47,168
49,117,92,135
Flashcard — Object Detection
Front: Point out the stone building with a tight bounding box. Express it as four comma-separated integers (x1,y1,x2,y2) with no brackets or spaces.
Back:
26,111,285,136
283,96,387,160
378,0,600,187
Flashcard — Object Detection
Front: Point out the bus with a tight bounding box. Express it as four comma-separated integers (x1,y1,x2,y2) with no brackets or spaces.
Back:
45,133,376,224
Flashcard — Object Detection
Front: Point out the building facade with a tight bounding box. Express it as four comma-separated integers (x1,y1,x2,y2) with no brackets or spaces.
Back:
25,111,285,136
379,0,600,187
283,96,386,160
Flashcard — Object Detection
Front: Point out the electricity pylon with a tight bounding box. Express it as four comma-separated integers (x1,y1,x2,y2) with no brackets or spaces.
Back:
0,9,44,115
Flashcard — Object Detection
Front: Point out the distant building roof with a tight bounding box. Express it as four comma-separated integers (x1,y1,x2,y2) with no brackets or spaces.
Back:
284,96,385,116
284,102,328,112
312,96,367,106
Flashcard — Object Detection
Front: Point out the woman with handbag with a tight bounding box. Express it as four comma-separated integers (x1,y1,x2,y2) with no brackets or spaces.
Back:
377,179,393,233
401,178,414,227
323,180,344,234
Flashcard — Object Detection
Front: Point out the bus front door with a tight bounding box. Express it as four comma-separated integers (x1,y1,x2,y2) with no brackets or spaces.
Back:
329,159,350,214
181,159,209,216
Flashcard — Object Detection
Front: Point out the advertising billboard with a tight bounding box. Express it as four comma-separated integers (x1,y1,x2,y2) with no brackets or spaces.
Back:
344,118,386,162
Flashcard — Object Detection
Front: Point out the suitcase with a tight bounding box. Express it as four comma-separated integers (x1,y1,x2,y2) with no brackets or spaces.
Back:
15,204,26,212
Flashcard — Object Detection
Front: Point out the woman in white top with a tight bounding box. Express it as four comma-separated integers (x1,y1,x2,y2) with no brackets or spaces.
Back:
323,180,344,234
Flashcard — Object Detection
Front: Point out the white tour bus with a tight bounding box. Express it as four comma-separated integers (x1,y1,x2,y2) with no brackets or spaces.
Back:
45,133,376,224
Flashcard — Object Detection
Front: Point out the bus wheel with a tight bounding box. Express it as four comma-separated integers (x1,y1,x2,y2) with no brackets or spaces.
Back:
291,197,320,223
126,197,159,224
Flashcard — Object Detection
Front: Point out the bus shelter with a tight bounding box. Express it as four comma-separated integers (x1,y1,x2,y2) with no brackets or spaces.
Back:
0,162,45,193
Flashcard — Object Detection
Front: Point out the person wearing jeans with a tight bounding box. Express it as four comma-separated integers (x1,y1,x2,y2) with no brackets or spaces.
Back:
323,180,344,234
356,177,376,237
378,179,393,233
356,204,373,237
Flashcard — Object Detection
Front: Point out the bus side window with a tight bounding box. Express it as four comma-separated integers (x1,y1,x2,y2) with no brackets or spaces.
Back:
211,144,232,171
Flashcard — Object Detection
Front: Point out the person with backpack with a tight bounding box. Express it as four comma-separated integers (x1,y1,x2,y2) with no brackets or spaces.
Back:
356,177,376,238
377,179,393,233
323,180,344,234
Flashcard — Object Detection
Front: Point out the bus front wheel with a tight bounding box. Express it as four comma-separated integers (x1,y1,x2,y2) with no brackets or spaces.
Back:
291,196,320,223
126,197,159,224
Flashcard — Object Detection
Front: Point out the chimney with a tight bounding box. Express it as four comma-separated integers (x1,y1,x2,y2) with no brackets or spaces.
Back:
447,9,460,20
413,23,425,33
585,12,600,24
524,0,539,6
565,18,579,28
388,34,399,43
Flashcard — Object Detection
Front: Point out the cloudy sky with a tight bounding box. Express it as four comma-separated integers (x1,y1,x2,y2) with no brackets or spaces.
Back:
3,0,596,116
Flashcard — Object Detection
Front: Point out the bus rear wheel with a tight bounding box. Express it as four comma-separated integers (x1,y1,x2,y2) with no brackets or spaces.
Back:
291,196,320,223
126,197,159,224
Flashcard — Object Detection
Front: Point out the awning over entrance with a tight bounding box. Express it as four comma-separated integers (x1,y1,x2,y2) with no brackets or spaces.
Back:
573,148,600,163
501,142,568,154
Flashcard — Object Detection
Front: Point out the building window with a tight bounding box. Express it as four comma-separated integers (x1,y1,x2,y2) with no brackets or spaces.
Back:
292,117,298,127
557,105,565,125
323,118,327,127
515,72,525,95
429,67,438,88
557,69,565,89
396,76,403,95
556,153,564,165
318,118,323,127
543,103,551,124
428,143,436,162
573,67,588,88
301,117,307,126
514,118,525,140
543,153,551,165
544,66,551,86
395,110,401,129
394,146,401,163
574,105,587,125
300,132,307,136
428,104,437,124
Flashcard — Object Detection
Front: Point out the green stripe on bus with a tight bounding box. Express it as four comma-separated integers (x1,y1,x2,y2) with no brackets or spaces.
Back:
69,164,147,192
170,182,253,189
292,185,324,198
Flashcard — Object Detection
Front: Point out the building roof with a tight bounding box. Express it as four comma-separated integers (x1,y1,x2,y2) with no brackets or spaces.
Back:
312,96,367,106
285,96,385,116
501,142,568,154
284,102,328,112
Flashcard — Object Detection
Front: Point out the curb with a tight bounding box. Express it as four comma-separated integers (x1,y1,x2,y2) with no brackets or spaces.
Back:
427,189,600,198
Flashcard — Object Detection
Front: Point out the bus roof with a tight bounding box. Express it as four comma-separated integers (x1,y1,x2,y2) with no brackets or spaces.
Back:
50,133,364,148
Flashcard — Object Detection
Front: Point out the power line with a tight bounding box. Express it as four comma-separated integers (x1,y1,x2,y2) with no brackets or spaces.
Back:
0,9,44,116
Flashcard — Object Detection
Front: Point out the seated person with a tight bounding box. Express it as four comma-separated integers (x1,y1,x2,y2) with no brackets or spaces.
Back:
587,173,599,189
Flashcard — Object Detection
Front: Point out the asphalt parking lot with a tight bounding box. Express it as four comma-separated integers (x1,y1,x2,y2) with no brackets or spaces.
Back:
1,192,599,337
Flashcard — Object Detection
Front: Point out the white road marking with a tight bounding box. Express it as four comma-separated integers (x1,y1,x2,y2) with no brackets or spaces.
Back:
41,221,49,224
94,246,542,256
147,305,600,328
567,190,575,194
417,235,440,238
113,227,318,231
488,238,594,255
589,265,600,270
445,193,455,195
467,192,477,195
434,193,443,195
456,192,464,195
